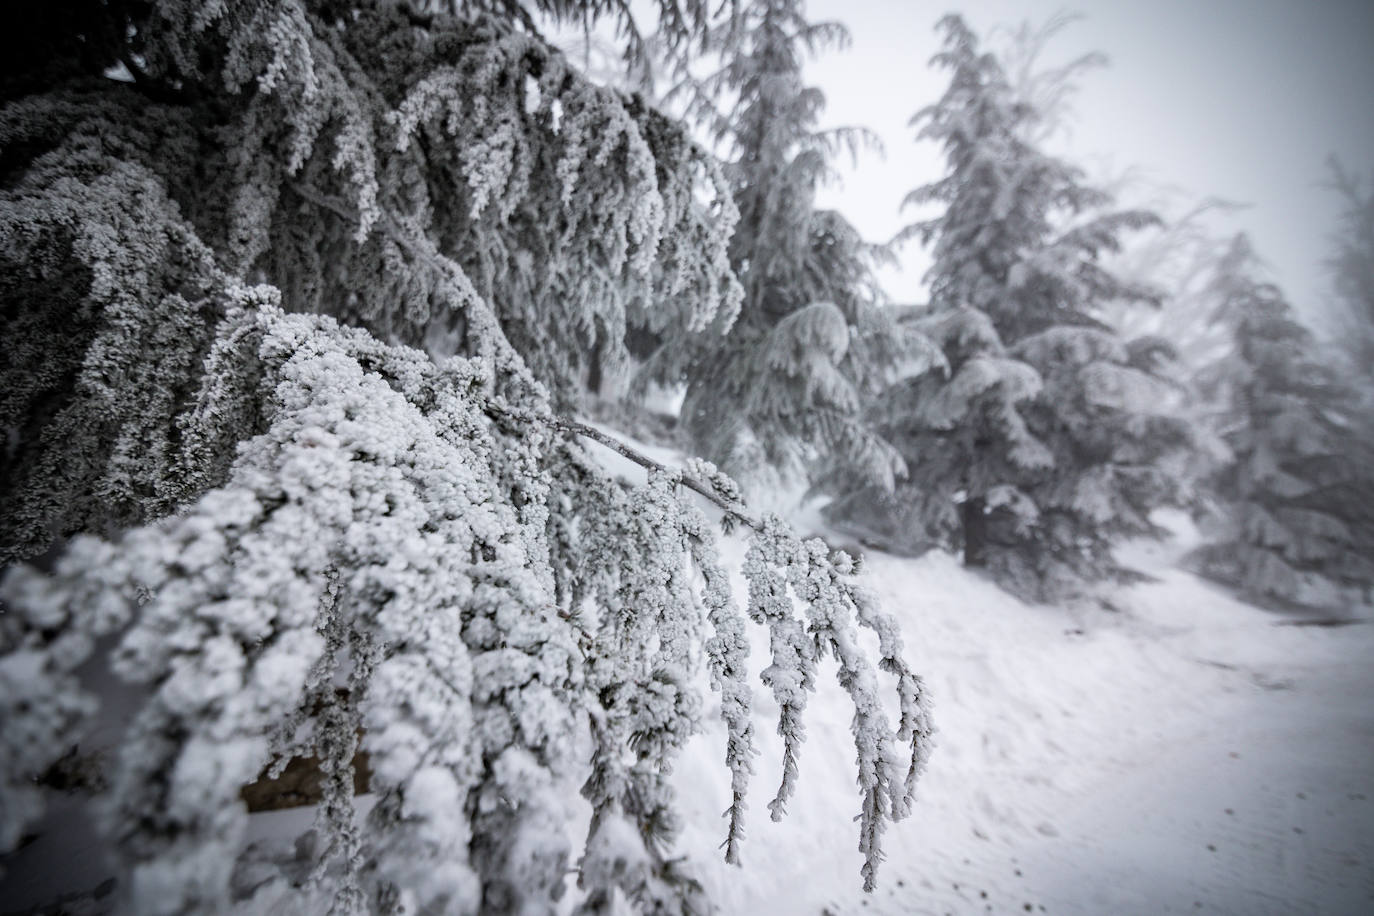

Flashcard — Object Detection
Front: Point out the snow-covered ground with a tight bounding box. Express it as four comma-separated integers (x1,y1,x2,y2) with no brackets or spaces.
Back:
5,465,1371,916
672,510,1374,915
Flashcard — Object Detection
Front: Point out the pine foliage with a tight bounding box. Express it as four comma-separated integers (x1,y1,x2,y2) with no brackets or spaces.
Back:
1103,198,1247,380
660,0,924,497
0,1,934,911
1189,236,1374,605
828,15,1194,601
822,305,1040,558
1324,158,1374,405
1004,324,1198,599
895,17,1159,343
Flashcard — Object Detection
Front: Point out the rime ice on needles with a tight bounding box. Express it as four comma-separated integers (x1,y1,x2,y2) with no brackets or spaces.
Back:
741,517,933,891
0,1,931,911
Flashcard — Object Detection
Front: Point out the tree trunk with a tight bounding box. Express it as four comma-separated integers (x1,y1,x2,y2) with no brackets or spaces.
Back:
586,331,604,396
962,495,987,567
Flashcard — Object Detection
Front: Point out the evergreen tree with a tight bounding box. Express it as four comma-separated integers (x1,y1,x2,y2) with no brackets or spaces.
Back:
1085,196,1260,525
1189,236,1374,607
0,2,935,912
1324,157,1374,401
1104,198,1246,378
822,303,1045,561
1310,159,1374,603
654,0,925,498
829,14,1192,601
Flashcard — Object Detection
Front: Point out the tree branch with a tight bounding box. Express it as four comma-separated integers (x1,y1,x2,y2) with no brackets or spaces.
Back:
289,181,761,532
487,401,762,532
290,180,524,366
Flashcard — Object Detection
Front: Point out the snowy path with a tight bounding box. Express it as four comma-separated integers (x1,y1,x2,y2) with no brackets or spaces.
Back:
5,506,1369,916
1013,648,1374,916
676,519,1374,916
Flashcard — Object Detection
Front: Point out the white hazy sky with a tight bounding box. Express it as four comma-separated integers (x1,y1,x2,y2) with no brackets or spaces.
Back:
804,0,1374,321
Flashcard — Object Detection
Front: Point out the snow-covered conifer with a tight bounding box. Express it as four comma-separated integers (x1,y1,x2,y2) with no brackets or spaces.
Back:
655,0,928,497
0,1,931,911
823,304,1044,562
1323,158,1374,404
1188,236,1374,606
829,14,1195,600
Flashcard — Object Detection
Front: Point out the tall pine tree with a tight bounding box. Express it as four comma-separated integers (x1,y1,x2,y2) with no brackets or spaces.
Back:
654,0,928,499
830,14,1193,601
1189,236,1374,607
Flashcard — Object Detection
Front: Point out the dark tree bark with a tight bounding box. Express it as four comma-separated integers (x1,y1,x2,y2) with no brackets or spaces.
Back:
961,495,988,567
586,331,604,395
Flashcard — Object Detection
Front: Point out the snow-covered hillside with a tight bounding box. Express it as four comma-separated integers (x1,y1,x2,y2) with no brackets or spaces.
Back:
3,420,1369,916
672,510,1374,915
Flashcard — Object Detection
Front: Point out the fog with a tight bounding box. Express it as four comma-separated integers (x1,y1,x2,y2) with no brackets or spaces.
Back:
809,0,1374,325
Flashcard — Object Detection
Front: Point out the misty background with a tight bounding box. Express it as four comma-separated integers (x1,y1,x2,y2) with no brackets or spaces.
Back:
810,0,1374,325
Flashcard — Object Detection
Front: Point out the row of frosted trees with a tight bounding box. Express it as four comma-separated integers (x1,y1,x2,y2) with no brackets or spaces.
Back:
0,1,1369,914
646,6,1374,608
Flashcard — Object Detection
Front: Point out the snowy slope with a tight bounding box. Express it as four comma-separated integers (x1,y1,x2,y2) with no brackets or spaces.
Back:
670,509,1374,915
4,419,1371,916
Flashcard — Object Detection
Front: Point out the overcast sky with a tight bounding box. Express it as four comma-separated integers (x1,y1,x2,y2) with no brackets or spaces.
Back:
804,0,1374,323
